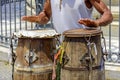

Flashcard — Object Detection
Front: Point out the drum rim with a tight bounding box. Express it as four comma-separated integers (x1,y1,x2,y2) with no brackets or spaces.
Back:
63,28,102,37
13,29,60,38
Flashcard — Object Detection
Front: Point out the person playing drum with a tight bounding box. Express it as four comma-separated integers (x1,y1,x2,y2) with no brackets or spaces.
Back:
22,0,113,34
21,0,113,80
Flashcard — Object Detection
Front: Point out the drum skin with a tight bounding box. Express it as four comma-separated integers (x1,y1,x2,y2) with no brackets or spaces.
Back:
61,29,105,80
14,38,55,80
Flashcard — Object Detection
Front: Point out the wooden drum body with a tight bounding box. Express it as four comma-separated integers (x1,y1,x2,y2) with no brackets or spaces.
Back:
61,29,105,80
13,29,59,80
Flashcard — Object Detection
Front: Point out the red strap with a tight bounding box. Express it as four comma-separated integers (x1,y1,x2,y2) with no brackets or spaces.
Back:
54,49,62,60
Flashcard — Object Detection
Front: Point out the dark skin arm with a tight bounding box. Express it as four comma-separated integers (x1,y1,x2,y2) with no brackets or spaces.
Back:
22,0,51,24
22,0,113,27
78,0,113,27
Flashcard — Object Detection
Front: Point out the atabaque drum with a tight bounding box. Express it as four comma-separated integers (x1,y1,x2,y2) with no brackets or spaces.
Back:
61,29,105,80
13,29,60,80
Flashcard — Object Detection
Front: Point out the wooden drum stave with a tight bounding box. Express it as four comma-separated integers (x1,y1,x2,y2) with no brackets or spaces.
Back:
13,29,59,80
60,29,105,80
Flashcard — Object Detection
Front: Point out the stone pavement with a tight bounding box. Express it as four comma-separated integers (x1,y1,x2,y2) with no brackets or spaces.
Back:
0,62,12,80
0,46,12,80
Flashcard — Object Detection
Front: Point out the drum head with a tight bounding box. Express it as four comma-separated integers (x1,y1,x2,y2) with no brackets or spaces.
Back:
63,28,102,37
13,29,60,38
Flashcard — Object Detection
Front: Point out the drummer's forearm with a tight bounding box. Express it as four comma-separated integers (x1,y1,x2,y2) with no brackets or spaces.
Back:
95,10,113,26
90,0,113,26
42,0,52,20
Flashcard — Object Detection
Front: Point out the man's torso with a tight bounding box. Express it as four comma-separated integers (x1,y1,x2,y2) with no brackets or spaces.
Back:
51,0,93,33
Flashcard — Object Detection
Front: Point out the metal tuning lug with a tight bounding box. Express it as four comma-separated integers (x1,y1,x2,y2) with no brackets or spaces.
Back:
25,49,38,65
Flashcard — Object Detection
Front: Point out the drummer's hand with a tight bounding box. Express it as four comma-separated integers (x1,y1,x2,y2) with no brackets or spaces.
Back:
21,11,49,24
78,18,99,27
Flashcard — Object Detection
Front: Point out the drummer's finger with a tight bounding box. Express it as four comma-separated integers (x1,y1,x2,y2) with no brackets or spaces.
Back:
78,20,88,26
21,16,28,20
21,16,39,22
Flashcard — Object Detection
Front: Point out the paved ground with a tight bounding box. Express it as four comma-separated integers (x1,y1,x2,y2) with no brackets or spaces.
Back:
0,62,12,80
0,46,12,80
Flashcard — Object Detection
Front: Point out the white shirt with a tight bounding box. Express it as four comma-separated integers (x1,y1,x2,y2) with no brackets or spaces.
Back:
51,0,93,34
